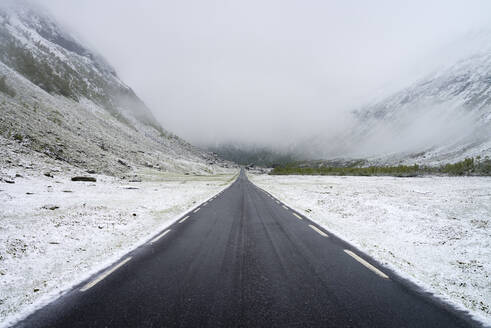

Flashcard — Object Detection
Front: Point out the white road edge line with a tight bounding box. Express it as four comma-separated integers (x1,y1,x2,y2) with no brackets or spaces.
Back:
193,208,200,213
293,213,303,220
308,224,328,237
179,216,190,223
282,205,288,210
80,257,132,292
344,250,389,279
150,229,171,243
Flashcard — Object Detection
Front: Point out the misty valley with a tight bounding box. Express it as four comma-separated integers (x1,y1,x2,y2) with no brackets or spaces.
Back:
0,1,490,328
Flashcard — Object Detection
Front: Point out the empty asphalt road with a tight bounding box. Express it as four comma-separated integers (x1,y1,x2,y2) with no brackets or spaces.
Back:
15,170,480,327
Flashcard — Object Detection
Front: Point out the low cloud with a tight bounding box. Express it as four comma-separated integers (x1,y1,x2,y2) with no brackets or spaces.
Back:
33,0,491,156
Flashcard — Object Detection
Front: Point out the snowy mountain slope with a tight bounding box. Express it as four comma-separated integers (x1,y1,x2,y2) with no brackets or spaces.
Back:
351,44,491,164
0,2,232,176
294,41,491,166
0,2,155,125
359,52,491,122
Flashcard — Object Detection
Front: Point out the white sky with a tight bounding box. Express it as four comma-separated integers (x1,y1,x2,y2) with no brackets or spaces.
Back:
36,0,491,147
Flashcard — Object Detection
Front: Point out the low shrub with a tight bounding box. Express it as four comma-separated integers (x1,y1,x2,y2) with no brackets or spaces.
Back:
270,158,490,177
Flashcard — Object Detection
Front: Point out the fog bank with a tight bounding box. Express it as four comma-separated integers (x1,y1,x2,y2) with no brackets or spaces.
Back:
34,0,491,153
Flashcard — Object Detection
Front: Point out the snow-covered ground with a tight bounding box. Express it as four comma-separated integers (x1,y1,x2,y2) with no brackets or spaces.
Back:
250,174,491,325
0,166,237,326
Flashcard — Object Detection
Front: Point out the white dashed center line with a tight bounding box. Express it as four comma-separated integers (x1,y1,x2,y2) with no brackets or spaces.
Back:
80,257,132,292
344,250,389,279
150,229,171,244
293,213,303,220
309,224,328,237
282,205,288,210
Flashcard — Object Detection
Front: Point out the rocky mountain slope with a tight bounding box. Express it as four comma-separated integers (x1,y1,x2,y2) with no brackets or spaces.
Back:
0,1,232,177
288,36,491,166
352,44,491,165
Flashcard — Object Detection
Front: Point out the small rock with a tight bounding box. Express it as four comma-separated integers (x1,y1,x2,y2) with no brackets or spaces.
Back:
44,172,54,178
132,213,137,216
86,169,96,174
129,178,142,183
15,173,23,178
124,186,139,190
42,204,59,210
62,190,73,193
98,226,103,229
49,241,60,245
26,192,35,195
118,159,130,167
71,176,97,182
33,288,40,292
4,179,15,184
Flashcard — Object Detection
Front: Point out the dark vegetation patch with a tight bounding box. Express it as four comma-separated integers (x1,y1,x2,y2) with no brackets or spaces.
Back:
270,157,491,177
208,144,298,167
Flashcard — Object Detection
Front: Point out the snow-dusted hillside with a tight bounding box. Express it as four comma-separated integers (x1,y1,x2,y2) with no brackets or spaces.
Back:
291,37,491,166
359,51,491,122
0,1,233,176
352,44,491,165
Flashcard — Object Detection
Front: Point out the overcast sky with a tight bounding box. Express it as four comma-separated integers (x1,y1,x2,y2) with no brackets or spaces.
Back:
36,0,491,147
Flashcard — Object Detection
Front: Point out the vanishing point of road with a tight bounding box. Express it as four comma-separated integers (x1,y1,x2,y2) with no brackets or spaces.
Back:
15,170,481,327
